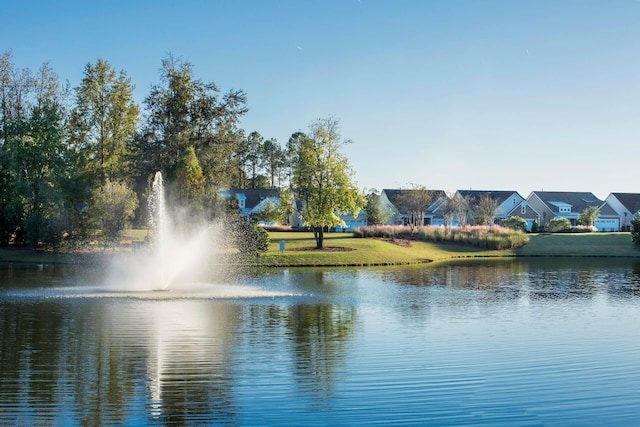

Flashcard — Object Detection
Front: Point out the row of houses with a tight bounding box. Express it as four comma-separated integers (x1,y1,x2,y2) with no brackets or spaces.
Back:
378,190,636,232
220,188,640,232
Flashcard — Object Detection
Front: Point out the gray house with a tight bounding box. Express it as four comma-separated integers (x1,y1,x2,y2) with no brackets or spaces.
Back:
604,193,640,231
378,189,449,226
526,191,619,231
454,190,528,225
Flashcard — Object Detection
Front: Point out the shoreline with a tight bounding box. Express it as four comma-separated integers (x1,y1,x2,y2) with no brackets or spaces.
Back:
2,232,639,268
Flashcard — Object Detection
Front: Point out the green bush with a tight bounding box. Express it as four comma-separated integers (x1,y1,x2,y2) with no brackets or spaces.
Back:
631,214,640,246
502,216,528,231
228,216,270,256
546,217,571,233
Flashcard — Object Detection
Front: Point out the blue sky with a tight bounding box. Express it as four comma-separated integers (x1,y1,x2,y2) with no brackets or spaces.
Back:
3,0,640,199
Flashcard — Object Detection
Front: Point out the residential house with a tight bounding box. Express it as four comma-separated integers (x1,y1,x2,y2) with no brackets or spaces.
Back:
526,191,620,231
454,190,528,225
504,200,541,231
378,189,449,226
219,189,284,223
334,210,368,232
604,193,640,231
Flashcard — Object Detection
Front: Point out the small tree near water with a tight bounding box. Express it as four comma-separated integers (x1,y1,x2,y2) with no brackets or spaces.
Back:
228,215,269,256
631,214,640,246
87,180,138,249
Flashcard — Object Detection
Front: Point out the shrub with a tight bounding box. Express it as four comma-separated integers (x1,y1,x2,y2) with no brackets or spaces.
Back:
546,217,571,233
228,216,270,256
354,224,528,250
502,216,528,231
631,214,640,246
570,225,597,233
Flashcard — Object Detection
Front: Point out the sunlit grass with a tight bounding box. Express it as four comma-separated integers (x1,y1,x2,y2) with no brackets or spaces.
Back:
254,231,505,267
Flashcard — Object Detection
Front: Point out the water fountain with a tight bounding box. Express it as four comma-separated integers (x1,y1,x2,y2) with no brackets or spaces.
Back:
145,171,211,291
2,170,294,299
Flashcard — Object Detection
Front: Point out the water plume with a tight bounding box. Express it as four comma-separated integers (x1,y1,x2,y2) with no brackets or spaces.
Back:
106,171,217,292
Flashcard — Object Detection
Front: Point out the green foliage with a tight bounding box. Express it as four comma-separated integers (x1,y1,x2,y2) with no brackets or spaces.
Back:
261,137,287,188
631,214,640,246
292,117,365,248
531,220,539,233
70,59,139,184
87,180,139,249
502,216,528,231
176,146,205,209
228,216,270,256
140,54,248,190
546,217,572,232
578,206,599,227
364,190,385,226
277,190,295,225
254,200,280,224
0,53,85,250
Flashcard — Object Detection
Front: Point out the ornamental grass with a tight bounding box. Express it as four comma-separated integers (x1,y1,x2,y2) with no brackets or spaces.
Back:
353,224,529,250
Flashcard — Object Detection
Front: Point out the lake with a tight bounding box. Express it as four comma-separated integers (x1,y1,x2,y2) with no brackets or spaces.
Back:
1,258,640,426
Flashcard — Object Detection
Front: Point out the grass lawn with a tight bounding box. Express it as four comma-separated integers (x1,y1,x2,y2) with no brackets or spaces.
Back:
254,231,506,267
513,232,640,257
2,230,639,267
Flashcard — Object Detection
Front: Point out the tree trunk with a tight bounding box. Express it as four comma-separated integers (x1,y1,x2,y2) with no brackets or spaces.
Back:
314,226,324,249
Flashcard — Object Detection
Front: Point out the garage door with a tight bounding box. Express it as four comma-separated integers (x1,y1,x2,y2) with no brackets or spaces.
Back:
594,219,620,232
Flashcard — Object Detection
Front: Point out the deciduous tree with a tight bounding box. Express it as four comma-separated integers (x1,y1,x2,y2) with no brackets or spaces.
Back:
292,117,364,249
140,54,247,191
87,180,138,249
578,206,599,227
70,59,138,184
394,185,435,230
473,194,499,226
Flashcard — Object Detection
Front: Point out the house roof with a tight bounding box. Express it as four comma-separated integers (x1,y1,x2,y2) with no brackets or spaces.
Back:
381,189,447,212
610,193,640,214
456,190,521,204
529,191,603,212
221,188,280,209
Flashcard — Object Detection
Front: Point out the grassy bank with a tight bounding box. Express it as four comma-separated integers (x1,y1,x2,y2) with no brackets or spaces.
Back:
1,231,639,267
252,231,640,267
254,231,508,267
513,232,640,257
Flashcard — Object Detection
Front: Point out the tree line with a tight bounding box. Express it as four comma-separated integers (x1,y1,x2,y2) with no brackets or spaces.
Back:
0,51,362,251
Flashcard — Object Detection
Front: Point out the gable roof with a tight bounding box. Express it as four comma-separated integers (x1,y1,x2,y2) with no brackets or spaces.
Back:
381,189,448,212
221,188,280,209
529,191,603,211
456,190,522,204
610,193,640,214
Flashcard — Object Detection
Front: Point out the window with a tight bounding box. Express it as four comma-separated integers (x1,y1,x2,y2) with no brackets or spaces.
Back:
559,206,570,213
521,204,526,214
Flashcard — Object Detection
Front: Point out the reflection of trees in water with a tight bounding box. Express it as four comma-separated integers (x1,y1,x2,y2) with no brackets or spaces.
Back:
0,302,66,424
0,300,241,425
288,304,355,403
239,302,356,411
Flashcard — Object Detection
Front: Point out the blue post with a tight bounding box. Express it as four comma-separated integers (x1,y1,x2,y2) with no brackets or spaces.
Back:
279,240,286,253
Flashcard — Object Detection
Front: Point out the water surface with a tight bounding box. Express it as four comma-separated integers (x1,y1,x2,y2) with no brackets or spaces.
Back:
1,259,640,426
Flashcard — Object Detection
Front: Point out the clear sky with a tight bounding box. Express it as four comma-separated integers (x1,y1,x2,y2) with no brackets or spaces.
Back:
3,0,640,199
